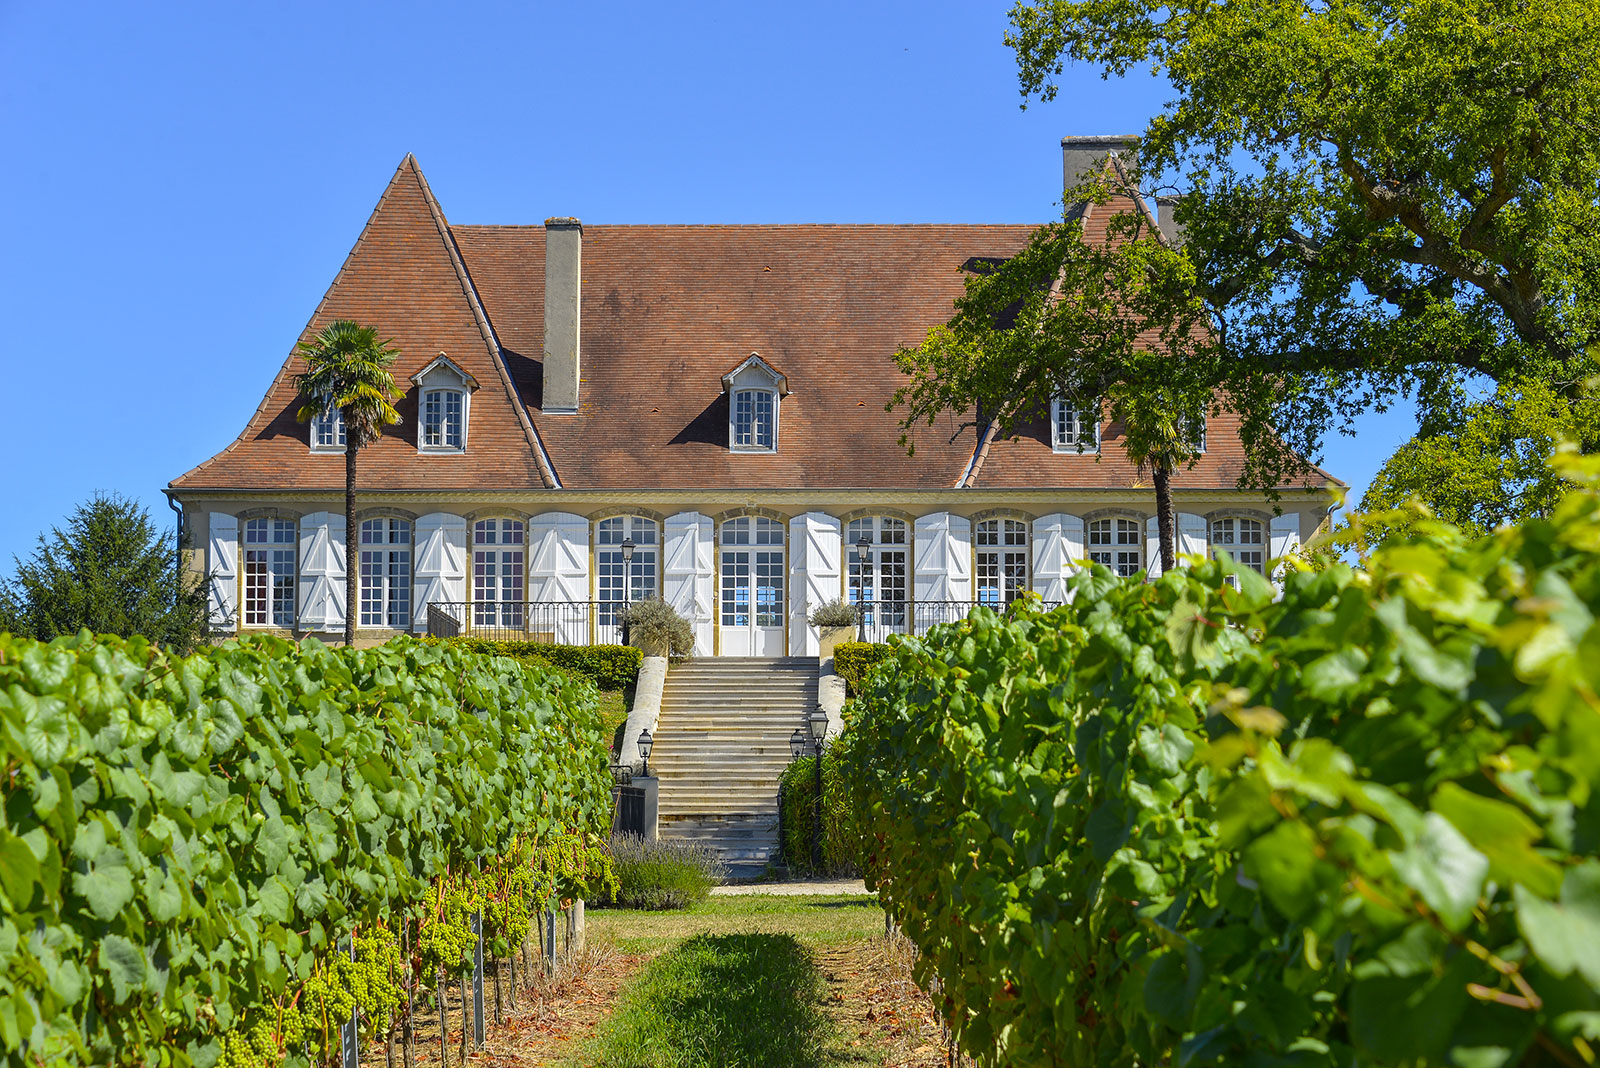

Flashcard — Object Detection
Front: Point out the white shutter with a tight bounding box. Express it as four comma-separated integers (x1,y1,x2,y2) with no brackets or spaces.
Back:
207,513,238,632
528,512,590,644
914,512,974,603
1032,514,1067,602
298,511,346,632
1270,513,1302,582
1031,513,1085,603
788,513,841,655
411,513,467,633
663,511,715,656
1146,516,1163,579
1178,513,1209,563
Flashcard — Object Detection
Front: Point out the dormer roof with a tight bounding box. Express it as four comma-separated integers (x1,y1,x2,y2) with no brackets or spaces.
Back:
720,353,788,396
410,352,480,391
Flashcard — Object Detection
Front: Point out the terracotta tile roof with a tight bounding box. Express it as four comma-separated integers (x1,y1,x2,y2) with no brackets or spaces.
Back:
170,156,552,492
172,157,1338,495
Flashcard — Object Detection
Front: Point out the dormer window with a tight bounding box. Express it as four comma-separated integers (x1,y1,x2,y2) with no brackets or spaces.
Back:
409,353,479,455
311,406,346,452
721,353,788,454
733,389,775,450
422,389,464,449
1051,399,1099,453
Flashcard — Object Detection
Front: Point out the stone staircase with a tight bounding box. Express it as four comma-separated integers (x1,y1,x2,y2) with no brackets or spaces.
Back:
651,657,817,878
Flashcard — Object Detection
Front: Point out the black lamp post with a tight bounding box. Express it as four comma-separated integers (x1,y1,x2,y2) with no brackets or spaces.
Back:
854,533,873,642
807,704,830,870
619,537,636,646
636,727,653,777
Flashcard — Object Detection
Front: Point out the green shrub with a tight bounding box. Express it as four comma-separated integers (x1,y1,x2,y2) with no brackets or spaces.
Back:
808,597,859,629
831,640,891,695
840,476,1600,1068
0,631,611,1067
440,636,643,690
602,834,726,909
778,752,859,876
623,597,695,658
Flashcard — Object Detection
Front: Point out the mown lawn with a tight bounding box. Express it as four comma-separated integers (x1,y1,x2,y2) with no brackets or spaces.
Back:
589,893,885,954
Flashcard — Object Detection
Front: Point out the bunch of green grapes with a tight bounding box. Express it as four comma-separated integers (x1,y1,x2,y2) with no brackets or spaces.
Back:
290,928,406,1063
532,832,619,904
216,994,308,1068
482,853,534,957
417,874,479,980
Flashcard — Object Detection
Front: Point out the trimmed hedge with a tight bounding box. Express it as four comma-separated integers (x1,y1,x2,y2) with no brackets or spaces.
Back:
0,632,613,1067
777,752,858,876
830,641,891,696
438,637,643,690
840,482,1600,1068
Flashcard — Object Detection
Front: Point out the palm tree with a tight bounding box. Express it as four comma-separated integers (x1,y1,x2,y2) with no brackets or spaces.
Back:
1112,387,1206,573
293,320,404,645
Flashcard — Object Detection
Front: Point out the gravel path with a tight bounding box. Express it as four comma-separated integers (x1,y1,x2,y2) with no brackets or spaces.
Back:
711,879,869,896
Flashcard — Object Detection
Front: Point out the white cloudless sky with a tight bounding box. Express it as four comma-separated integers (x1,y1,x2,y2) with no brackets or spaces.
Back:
0,0,1412,562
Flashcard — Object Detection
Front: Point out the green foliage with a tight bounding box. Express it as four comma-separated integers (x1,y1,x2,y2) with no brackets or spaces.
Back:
1361,378,1600,539
582,933,831,1068
602,835,725,911
778,753,858,877
830,641,891,696
807,597,859,630
0,493,206,652
1006,0,1600,480
840,475,1600,1067
623,597,695,659
436,636,643,691
291,320,404,451
0,631,612,1067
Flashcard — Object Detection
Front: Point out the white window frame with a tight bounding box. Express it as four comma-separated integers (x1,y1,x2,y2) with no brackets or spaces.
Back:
1187,414,1208,454
359,518,412,629
1087,517,1142,578
1211,516,1265,577
730,388,777,452
974,518,1029,608
421,388,468,452
846,516,909,627
473,518,524,627
242,518,297,627
596,515,661,626
1051,398,1100,453
310,406,346,453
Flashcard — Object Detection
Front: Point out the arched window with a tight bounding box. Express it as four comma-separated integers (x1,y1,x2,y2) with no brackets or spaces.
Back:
597,516,660,626
847,517,908,627
422,389,465,450
359,518,411,628
975,518,1028,607
1087,517,1141,577
243,518,296,627
473,518,524,627
1211,517,1265,574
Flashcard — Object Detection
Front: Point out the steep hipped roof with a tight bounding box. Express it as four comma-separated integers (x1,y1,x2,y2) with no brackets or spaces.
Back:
170,155,552,491
172,157,1338,496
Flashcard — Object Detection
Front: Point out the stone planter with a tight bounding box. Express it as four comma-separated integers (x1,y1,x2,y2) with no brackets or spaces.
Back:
818,625,856,662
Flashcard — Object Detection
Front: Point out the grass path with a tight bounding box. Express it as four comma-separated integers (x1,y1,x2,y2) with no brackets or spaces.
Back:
467,895,941,1067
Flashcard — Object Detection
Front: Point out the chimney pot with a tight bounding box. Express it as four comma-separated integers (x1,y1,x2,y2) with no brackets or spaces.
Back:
543,218,582,414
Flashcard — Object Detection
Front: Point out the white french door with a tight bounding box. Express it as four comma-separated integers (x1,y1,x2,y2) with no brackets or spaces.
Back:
720,517,785,656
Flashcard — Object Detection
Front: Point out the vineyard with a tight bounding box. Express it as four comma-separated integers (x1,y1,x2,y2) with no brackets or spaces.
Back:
0,632,615,1068
840,478,1600,1067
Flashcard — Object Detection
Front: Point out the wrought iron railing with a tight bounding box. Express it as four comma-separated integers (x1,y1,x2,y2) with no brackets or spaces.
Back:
424,600,630,645
852,598,1064,645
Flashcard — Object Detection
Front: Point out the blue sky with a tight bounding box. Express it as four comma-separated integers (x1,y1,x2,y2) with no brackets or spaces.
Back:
0,1,1412,564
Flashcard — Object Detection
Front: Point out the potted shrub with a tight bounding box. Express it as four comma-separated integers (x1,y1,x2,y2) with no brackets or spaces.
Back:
623,597,695,659
809,597,859,658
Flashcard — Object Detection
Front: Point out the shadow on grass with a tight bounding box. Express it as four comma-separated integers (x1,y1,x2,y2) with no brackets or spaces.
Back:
582,932,836,1067
807,900,876,910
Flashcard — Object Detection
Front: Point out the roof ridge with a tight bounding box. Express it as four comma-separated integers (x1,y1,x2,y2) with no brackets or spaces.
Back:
448,221,1045,232
168,154,420,490
408,160,561,489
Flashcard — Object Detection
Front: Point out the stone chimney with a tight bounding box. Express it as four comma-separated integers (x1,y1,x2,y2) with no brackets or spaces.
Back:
1156,195,1185,246
543,217,582,414
1061,134,1139,208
